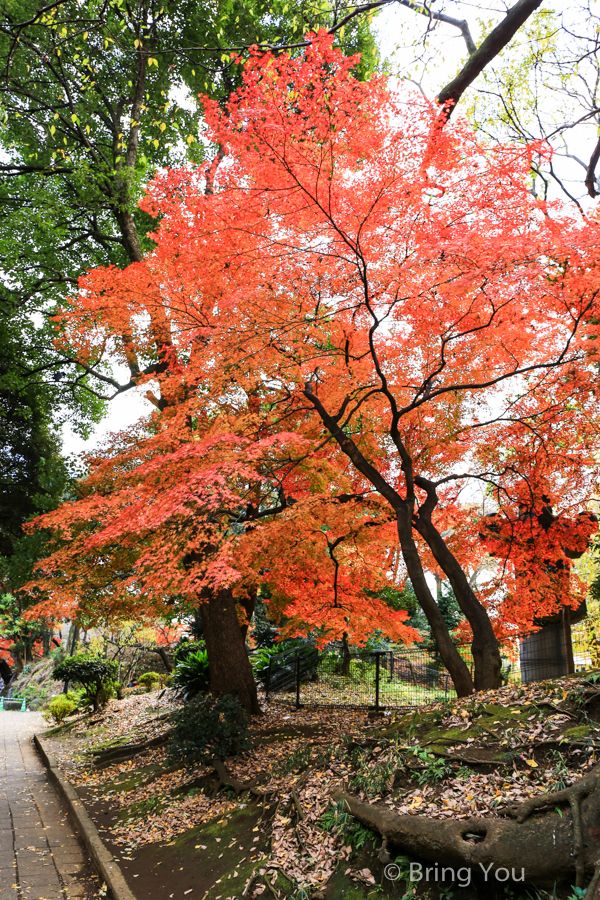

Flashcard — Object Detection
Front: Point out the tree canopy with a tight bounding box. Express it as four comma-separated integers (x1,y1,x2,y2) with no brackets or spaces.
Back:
27,36,600,702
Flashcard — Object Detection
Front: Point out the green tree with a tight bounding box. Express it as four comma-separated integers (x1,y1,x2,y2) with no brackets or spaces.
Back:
52,653,118,710
0,0,380,707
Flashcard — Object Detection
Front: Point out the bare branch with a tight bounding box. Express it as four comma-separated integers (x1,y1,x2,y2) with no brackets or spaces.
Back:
585,133,600,197
437,0,543,119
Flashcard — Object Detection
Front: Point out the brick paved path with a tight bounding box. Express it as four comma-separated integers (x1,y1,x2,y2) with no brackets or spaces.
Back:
0,712,89,899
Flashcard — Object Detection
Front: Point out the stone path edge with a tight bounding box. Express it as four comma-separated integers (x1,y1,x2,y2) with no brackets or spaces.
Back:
34,733,138,900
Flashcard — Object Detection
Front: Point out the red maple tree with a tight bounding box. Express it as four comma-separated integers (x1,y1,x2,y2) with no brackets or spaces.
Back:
30,35,600,701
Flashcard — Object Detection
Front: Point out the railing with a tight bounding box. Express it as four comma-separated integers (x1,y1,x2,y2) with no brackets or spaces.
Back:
0,698,27,711
262,645,472,710
264,645,319,709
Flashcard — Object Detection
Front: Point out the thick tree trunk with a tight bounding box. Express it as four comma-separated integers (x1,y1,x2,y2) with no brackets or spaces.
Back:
332,764,600,888
396,509,475,697
201,585,261,716
0,658,11,687
114,205,144,263
238,589,257,643
414,515,501,690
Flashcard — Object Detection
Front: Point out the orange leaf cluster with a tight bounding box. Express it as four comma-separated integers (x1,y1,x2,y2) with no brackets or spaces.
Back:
30,35,600,644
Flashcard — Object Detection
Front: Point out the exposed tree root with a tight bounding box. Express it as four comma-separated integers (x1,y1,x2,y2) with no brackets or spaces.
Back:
426,748,508,767
291,786,305,821
585,860,600,900
508,766,600,888
211,758,265,797
331,764,600,888
92,734,169,768
138,762,186,788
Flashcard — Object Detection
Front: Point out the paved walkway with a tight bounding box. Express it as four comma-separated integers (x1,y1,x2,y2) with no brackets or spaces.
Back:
0,712,90,899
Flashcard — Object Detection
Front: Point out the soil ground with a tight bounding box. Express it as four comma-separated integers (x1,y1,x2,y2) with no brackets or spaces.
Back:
41,672,600,900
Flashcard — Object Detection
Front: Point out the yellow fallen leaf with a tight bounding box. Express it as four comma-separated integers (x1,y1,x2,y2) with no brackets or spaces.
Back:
526,759,538,768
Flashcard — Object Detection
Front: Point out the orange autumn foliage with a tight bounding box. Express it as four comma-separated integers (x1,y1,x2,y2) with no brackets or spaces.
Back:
30,35,600,668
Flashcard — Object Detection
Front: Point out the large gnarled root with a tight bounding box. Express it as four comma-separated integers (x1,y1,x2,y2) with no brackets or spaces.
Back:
510,767,600,888
331,765,600,888
211,758,264,797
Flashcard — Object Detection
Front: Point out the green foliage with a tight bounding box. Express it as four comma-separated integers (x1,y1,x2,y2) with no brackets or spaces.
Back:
251,645,285,686
409,747,453,786
251,640,315,686
171,648,210,699
53,654,118,710
320,800,377,850
138,671,161,692
0,310,91,659
350,747,402,797
47,694,77,724
173,638,200,666
275,745,312,776
170,693,252,763
249,594,279,647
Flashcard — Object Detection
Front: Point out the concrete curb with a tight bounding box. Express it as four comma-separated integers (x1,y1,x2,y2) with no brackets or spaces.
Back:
34,733,138,900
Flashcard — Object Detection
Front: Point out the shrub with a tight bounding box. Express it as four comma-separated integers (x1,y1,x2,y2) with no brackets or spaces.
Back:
53,655,118,711
173,638,203,666
171,648,210,699
251,646,282,687
138,671,161,692
251,641,317,689
47,695,77,724
171,693,251,763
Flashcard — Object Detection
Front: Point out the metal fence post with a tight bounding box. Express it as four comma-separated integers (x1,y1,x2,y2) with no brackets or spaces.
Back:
388,650,394,683
295,649,301,710
266,656,272,700
374,652,381,713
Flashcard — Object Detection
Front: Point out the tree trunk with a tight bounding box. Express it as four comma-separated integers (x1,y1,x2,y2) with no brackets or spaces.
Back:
152,646,173,674
396,508,475,697
341,633,351,677
238,589,257,643
413,515,501,691
63,624,80,694
0,659,11,687
331,764,600,889
302,386,475,698
200,584,261,716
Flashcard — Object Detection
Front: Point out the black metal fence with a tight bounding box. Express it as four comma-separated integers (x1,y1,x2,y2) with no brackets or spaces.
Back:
262,618,599,710
262,644,479,711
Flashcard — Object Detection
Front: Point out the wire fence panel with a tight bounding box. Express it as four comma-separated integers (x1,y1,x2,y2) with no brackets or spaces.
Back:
264,645,469,710
263,618,599,710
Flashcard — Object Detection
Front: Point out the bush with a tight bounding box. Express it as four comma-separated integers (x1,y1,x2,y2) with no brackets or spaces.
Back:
53,655,118,711
47,695,77,724
171,694,251,763
171,648,210,699
138,671,161,692
173,638,204,666
251,640,315,688
251,646,283,687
